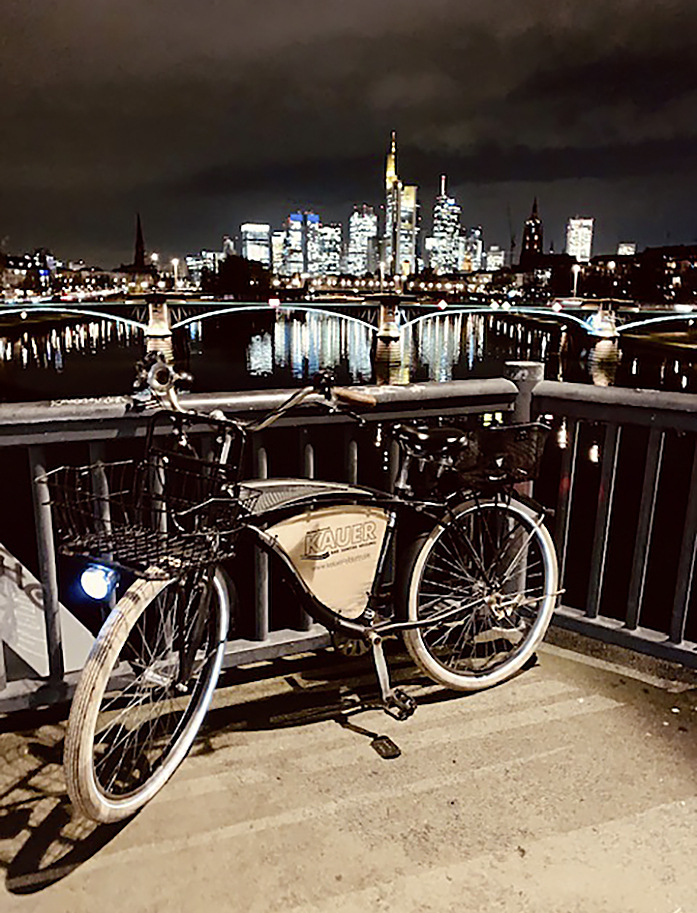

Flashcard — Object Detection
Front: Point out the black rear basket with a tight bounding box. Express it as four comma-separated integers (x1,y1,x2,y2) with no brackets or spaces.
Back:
453,422,551,487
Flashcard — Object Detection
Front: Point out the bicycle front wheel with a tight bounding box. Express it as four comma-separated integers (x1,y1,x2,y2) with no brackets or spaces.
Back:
64,566,229,823
402,496,558,691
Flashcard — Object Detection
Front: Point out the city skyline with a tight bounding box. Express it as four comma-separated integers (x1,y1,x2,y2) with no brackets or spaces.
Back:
2,1,697,264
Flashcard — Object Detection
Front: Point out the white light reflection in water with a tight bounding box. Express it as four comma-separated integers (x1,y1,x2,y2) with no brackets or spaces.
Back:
249,312,372,382
247,332,273,376
0,319,141,373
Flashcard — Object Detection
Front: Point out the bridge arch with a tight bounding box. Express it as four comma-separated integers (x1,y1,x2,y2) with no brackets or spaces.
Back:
399,306,593,334
618,313,697,335
0,306,146,332
172,304,377,334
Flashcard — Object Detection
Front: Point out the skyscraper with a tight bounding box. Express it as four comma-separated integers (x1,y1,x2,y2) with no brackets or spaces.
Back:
346,205,378,276
566,217,594,262
240,223,271,268
430,175,461,274
271,231,285,274
304,212,322,276
519,199,543,268
283,212,305,275
384,132,419,277
317,224,342,275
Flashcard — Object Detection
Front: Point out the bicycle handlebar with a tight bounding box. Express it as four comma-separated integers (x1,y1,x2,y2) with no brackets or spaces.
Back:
134,355,375,434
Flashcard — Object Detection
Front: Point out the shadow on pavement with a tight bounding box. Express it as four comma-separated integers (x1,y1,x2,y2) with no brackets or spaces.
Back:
0,711,131,894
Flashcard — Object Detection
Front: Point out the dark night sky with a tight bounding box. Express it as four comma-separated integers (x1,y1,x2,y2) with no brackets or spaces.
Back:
2,0,697,266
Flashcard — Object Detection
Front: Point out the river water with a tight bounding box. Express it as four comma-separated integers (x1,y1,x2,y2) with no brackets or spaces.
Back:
0,305,695,402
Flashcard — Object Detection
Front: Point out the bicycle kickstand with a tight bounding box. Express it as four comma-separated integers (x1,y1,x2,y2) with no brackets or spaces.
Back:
367,631,417,721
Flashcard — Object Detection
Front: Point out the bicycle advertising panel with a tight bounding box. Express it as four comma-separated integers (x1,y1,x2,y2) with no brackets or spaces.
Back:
266,505,390,618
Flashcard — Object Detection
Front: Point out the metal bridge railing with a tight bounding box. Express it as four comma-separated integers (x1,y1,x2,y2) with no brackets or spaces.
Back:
0,378,517,712
533,379,697,668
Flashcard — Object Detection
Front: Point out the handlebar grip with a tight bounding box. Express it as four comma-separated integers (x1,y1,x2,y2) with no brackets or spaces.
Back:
333,387,377,407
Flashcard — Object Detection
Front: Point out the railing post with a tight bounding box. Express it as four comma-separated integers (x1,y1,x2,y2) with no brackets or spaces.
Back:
253,441,269,642
27,446,65,683
503,361,545,424
504,361,545,498
146,295,173,362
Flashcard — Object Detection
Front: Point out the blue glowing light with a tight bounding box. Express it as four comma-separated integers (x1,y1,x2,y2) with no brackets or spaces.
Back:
80,565,118,601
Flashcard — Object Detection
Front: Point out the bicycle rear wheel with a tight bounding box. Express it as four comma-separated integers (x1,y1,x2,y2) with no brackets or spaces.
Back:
402,496,557,691
64,566,229,823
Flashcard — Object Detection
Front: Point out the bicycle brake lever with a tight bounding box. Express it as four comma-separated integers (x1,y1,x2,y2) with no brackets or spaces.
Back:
324,399,365,426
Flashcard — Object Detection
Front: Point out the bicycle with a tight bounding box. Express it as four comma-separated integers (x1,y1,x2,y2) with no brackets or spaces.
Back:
41,358,559,823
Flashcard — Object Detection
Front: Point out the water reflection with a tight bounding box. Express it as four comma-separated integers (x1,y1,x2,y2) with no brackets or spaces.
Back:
588,339,621,387
0,319,141,373
243,312,373,382
408,313,559,384
1,305,697,401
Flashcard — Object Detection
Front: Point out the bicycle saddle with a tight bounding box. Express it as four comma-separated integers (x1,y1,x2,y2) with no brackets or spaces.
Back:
392,424,468,458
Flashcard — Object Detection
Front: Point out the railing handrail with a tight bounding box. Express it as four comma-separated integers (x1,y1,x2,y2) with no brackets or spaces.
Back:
0,379,518,447
534,379,697,430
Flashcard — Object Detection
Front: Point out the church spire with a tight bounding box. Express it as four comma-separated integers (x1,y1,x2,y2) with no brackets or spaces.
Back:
134,212,146,270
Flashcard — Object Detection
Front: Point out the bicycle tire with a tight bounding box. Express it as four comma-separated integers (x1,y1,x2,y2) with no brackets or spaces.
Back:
401,496,558,691
64,566,229,823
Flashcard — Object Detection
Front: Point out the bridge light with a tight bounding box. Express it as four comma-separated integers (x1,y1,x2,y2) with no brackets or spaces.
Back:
589,443,600,464
80,564,118,601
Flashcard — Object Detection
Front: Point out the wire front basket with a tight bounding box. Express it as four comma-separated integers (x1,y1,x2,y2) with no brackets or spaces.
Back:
40,455,244,578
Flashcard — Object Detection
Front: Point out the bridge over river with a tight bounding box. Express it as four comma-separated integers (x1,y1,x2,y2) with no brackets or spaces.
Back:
2,294,696,342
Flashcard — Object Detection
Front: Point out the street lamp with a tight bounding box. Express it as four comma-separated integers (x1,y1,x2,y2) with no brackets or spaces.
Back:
571,263,582,299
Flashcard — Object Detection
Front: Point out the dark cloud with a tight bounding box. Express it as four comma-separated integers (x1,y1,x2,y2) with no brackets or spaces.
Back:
1,0,697,262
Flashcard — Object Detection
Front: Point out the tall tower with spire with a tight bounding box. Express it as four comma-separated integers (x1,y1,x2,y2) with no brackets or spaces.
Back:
383,132,418,277
519,198,544,268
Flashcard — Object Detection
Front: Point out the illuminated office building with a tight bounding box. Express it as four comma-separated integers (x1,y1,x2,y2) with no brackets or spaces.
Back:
384,132,419,276
346,205,378,276
430,175,461,273
617,242,636,256
185,250,225,286
460,226,484,272
485,246,506,271
305,212,322,276
282,212,305,276
317,223,342,275
566,217,594,262
271,231,286,274
240,223,271,268
519,199,544,267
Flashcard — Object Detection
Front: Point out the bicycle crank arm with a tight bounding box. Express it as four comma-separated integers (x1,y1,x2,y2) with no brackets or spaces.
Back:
367,632,417,721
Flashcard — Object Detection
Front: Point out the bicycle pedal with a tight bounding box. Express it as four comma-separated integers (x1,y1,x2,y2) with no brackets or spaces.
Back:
371,735,401,760
385,688,417,721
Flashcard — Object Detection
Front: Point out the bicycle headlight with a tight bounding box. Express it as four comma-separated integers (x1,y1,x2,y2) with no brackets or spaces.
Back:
80,565,118,601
